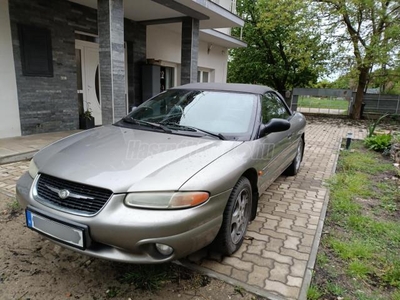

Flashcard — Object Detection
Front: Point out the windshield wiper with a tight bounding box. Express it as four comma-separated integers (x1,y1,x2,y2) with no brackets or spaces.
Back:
122,118,172,133
161,122,226,140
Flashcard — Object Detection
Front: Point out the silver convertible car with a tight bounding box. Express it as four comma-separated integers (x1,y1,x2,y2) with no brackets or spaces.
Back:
16,83,306,263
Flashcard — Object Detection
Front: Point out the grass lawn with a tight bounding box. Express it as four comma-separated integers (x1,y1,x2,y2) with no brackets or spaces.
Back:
298,96,349,110
308,141,400,300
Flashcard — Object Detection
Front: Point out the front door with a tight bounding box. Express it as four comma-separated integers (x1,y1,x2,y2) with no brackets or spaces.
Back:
75,40,102,125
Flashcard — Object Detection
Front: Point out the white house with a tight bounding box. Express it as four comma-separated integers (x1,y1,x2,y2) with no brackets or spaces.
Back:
0,0,245,138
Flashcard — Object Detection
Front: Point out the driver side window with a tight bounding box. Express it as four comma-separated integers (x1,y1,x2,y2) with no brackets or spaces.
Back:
261,93,291,124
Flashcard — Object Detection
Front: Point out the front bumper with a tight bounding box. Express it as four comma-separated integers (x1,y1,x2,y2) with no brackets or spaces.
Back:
16,172,231,263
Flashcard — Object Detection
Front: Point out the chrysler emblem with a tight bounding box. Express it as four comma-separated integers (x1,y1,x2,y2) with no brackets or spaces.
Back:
58,189,70,199
45,184,95,200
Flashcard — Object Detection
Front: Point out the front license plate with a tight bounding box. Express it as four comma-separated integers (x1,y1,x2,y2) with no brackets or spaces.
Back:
26,209,86,249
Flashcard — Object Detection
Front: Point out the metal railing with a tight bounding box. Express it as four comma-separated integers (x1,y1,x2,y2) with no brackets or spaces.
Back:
352,92,400,115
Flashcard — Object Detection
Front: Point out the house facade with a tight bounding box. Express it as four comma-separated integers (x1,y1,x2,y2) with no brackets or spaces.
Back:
0,0,245,138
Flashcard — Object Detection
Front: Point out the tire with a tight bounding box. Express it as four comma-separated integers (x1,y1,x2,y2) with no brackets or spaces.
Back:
285,137,304,176
212,177,252,255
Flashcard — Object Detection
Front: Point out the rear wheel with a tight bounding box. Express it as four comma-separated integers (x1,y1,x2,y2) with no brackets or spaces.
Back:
212,177,252,255
285,137,304,176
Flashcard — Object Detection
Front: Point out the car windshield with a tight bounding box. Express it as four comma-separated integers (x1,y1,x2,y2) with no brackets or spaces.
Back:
119,89,257,140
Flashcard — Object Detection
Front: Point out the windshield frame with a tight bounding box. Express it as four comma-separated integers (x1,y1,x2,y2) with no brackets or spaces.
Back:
114,89,260,141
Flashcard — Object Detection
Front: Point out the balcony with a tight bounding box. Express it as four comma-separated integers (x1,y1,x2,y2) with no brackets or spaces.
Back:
211,0,237,14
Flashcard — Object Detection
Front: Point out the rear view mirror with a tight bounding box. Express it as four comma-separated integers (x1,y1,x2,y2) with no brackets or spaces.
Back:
259,118,290,138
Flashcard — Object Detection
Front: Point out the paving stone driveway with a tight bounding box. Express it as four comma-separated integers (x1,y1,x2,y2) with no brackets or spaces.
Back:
0,121,366,300
181,120,366,300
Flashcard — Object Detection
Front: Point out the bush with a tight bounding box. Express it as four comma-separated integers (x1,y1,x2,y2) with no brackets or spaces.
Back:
364,134,392,152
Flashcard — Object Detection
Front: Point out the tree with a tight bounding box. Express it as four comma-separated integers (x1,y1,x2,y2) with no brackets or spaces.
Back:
228,0,329,98
369,66,400,94
315,0,400,119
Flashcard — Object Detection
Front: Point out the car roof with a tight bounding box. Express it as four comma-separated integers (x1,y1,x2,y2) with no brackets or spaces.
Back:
171,83,275,95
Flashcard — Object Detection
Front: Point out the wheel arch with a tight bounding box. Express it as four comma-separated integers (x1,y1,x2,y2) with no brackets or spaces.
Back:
241,168,259,221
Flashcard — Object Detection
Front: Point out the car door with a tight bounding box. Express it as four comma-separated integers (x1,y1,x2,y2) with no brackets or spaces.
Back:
256,92,294,191
271,92,300,162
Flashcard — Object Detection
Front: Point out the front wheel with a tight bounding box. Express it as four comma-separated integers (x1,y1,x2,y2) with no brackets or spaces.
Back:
212,177,252,255
285,137,304,176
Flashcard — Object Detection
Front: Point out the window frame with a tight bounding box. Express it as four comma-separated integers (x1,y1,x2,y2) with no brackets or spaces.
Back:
260,92,292,124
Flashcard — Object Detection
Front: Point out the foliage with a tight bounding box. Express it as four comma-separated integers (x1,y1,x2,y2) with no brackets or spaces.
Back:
329,72,358,90
6,199,21,216
364,134,392,152
368,66,400,95
82,101,93,120
314,0,400,119
366,113,390,137
307,284,323,300
228,0,329,95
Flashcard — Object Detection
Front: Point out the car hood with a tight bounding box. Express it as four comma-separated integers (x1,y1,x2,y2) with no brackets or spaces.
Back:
34,125,242,193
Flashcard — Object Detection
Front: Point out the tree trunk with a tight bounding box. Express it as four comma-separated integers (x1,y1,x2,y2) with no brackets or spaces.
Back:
350,67,369,120
278,89,291,106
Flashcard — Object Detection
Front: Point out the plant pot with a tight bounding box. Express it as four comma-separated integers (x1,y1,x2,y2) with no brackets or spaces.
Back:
79,115,95,130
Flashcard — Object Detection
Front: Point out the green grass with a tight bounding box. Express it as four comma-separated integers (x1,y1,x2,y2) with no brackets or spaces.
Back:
121,265,172,292
391,290,400,300
326,281,346,296
307,284,323,300
309,140,400,299
298,96,349,110
347,260,373,278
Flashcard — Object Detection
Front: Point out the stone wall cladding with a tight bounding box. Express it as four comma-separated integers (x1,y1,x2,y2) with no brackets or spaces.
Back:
9,0,97,135
125,19,146,108
181,17,199,84
9,0,145,135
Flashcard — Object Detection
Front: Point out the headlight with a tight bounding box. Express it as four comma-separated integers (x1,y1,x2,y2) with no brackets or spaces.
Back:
124,192,209,209
28,159,39,178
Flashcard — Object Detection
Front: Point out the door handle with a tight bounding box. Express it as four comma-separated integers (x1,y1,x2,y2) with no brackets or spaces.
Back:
287,133,293,139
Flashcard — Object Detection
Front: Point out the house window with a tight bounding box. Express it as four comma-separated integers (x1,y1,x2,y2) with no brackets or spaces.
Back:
197,69,211,83
18,24,53,77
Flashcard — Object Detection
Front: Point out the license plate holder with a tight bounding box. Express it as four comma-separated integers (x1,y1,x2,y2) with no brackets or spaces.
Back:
25,206,90,250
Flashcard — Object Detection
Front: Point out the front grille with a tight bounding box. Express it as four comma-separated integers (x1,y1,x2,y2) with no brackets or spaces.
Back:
35,174,113,215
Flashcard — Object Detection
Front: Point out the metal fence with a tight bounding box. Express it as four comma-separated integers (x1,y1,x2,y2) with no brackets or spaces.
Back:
355,93,400,115
291,88,353,116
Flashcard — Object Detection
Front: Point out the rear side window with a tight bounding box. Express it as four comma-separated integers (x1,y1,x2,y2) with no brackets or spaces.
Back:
261,92,291,123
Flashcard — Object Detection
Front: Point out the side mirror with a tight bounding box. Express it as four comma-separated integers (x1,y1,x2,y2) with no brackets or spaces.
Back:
259,118,290,138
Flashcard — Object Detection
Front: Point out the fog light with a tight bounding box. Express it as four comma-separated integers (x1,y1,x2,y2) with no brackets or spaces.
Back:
155,243,173,256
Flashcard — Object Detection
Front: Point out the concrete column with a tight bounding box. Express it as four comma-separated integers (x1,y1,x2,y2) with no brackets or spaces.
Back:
98,0,126,124
181,17,199,84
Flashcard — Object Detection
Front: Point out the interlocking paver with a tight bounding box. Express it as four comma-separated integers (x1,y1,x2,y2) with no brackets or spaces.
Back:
262,250,293,265
242,252,274,268
270,262,291,283
283,236,300,250
0,120,367,299
287,276,302,288
264,279,300,299
248,265,270,287
247,240,268,255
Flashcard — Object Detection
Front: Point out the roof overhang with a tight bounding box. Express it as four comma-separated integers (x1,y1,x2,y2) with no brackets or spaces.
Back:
173,0,244,29
69,0,244,29
200,29,246,48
